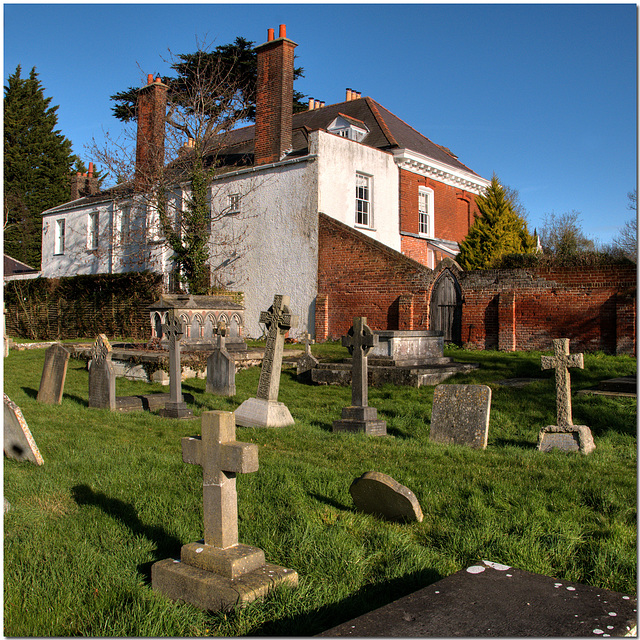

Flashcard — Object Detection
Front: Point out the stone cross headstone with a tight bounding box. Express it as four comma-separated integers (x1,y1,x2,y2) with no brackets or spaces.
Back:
429,384,492,449
88,334,116,410
537,338,595,454
350,471,423,522
4,393,43,465
333,317,387,435
296,332,319,382
235,294,298,428
159,314,193,419
206,326,236,397
151,411,298,611
36,343,70,404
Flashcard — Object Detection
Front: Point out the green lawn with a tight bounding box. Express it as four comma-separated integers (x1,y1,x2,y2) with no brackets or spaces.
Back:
3,343,636,636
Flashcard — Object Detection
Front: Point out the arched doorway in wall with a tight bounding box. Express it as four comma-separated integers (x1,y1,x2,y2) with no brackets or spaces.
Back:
430,268,462,344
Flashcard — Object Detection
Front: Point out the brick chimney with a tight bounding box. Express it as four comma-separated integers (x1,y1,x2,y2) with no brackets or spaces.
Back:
254,25,297,166
70,162,99,200
135,74,168,191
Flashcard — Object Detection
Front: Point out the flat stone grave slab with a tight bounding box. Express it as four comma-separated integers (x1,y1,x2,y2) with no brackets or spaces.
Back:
430,384,491,449
115,393,194,413
317,561,637,637
350,471,423,522
578,376,637,398
4,393,44,465
495,377,544,388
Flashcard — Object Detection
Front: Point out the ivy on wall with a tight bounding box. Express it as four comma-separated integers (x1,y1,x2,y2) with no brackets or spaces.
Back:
5,272,164,340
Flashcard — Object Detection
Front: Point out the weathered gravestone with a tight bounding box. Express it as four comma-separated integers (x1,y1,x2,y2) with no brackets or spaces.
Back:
4,393,43,465
88,334,116,410
296,333,319,382
235,294,298,428
206,324,236,397
538,338,595,454
151,411,298,611
350,471,423,522
430,384,491,449
159,314,193,419
332,317,387,436
317,560,637,637
36,342,70,404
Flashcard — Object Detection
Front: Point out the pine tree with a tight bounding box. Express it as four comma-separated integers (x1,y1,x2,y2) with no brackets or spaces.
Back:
457,175,537,270
4,65,77,267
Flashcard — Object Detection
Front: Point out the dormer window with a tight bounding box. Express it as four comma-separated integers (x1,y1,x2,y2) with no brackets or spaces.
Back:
327,115,369,143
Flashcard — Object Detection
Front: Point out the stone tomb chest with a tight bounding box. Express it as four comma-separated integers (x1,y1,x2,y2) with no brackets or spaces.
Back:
148,295,246,352
368,330,447,366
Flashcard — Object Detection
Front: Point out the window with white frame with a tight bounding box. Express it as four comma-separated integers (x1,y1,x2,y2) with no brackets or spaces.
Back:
228,193,241,215
54,219,65,255
88,212,99,250
418,187,434,237
120,204,131,244
355,173,372,227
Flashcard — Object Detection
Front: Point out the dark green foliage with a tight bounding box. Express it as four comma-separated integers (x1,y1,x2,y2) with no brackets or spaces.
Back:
4,66,77,266
457,175,538,270
4,272,164,340
493,250,634,269
111,37,306,124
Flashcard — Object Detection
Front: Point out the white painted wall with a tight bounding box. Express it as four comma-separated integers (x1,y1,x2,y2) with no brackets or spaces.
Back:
312,129,401,251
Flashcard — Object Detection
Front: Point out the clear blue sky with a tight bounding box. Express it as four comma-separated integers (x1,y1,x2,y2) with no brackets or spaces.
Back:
4,3,637,245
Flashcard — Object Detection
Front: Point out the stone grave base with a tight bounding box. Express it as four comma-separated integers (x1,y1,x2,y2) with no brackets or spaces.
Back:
115,393,194,413
333,406,387,436
152,541,298,612
537,424,596,455
317,561,637,637
577,376,637,398
159,401,194,420
234,397,294,428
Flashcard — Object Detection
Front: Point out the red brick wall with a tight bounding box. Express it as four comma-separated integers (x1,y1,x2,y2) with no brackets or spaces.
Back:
399,169,479,243
317,213,636,354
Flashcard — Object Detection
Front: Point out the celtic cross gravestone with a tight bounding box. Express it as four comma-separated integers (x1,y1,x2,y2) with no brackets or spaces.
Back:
235,294,298,428
151,411,298,611
159,314,193,419
296,332,319,381
332,317,387,435
537,338,595,454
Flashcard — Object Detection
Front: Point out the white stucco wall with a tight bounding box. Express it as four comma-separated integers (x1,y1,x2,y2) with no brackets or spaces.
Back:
312,129,401,252
207,158,319,338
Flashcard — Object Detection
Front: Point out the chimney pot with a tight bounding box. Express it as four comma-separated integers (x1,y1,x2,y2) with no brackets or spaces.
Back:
147,73,154,85
308,97,315,110
155,75,161,83
88,162,94,177
279,24,286,38
346,88,352,101
267,28,274,41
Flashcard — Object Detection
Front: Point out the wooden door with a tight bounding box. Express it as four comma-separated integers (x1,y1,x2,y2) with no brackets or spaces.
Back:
430,269,462,343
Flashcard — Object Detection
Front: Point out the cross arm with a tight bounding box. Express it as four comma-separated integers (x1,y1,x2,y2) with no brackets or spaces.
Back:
221,441,259,474
540,356,554,370
566,353,584,369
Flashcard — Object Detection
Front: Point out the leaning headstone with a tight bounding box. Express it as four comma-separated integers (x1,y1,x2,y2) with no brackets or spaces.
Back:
318,560,637,637
36,342,70,404
430,384,491,449
538,338,595,454
88,334,116,410
235,294,298,428
350,471,423,522
206,325,236,397
296,333,319,382
151,411,298,611
159,314,193,419
333,317,387,435
4,393,43,465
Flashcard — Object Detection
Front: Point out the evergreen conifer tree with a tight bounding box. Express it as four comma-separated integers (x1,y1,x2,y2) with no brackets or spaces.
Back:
457,175,537,270
4,65,76,267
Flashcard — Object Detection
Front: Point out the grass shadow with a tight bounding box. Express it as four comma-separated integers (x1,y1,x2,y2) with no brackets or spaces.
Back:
20,386,39,399
20,386,88,407
248,567,443,636
71,484,183,584
308,492,352,512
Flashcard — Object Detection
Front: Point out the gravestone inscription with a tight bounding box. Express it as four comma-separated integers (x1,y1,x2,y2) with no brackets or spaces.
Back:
88,334,116,410
36,343,70,404
430,384,491,449
538,338,595,454
4,393,43,465
151,411,298,611
235,294,298,428
333,317,387,435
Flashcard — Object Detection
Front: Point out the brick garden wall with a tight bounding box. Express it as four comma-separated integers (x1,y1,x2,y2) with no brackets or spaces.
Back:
317,213,636,355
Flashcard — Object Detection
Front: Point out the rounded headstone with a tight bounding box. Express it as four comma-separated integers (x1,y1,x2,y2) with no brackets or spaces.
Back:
349,471,423,522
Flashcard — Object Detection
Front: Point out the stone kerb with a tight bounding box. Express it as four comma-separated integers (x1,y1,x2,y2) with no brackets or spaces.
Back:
429,384,491,449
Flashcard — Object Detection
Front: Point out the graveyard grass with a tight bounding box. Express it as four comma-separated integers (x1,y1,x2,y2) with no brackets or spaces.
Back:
4,344,636,636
